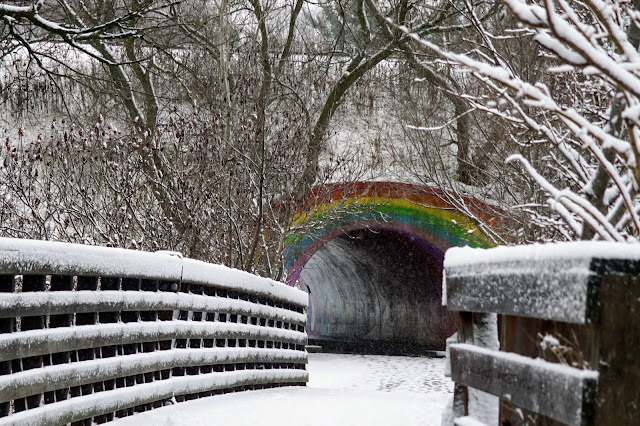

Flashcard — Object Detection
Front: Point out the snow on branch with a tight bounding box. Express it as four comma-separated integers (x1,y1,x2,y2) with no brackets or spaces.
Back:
507,154,624,241
0,1,180,64
398,0,640,242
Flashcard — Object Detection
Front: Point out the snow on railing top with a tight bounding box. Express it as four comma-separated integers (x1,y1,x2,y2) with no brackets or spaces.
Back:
0,238,307,307
443,241,640,324
0,238,182,279
445,241,640,269
181,258,308,307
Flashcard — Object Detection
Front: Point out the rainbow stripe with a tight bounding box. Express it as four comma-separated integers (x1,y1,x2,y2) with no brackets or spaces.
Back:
284,182,497,285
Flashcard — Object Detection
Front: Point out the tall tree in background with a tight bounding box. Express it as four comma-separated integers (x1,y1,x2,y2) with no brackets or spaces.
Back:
300,0,502,190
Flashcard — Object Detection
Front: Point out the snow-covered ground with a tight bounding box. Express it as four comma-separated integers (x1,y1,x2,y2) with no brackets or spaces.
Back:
112,353,453,426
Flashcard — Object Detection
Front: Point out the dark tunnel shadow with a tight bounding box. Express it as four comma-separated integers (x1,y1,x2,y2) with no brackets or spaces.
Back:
298,228,457,355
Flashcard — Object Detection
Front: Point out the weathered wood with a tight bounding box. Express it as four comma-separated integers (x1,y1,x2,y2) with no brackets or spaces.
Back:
500,316,598,365
0,275,13,418
0,369,309,426
454,312,499,421
0,321,307,362
48,275,74,406
49,275,73,329
0,241,307,308
121,278,141,330
0,240,183,281
20,275,46,410
445,254,640,326
0,275,14,337
445,245,640,426
450,343,598,426
0,238,309,424
454,312,473,418
0,291,306,325
181,258,309,307
99,277,120,325
594,274,640,425
498,315,597,426
95,278,119,424
0,347,307,402
445,257,595,324
75,276,99,398
75,276,98,329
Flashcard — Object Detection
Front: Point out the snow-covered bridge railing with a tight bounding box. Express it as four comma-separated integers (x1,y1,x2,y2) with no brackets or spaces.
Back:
0,238,308,425
443,242,640,426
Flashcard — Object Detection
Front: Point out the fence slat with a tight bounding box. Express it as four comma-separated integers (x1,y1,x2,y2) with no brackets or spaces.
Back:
450,343,597,426
0,321,307,363
0,369,308,426
0,348,307,402
0,275,14,418
445,243,640,426
0,291,306,324
0,239,183,282
445,258,594,324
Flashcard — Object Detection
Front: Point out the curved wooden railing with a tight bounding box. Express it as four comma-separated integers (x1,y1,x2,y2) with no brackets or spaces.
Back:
0,238,308,425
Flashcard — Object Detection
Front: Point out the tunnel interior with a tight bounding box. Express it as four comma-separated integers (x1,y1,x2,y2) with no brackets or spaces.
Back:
297,228,457,353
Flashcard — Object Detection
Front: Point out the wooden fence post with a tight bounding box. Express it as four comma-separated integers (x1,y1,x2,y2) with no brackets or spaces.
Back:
594,274,640,424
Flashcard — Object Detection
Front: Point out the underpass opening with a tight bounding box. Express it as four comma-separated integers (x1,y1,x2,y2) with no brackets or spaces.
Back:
297,227,456,354
285,182,498,355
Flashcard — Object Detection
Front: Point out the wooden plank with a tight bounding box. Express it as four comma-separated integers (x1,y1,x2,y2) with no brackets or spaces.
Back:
454,312,473,418
0,321,308,362
0,275,14,418
19,274,46,411
0,347,308,402
445,249,640,325
181,258,309,308
0,239,183,281
594,274,640,425
0,240,307,309
0,369,309,426
498,315,597,426
454,312,499,421
450,343,598,426
500,316,598,366
0,291,306,325
445,257,595,323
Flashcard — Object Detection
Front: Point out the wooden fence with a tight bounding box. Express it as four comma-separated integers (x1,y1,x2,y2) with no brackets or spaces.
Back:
0,238,308,425
444,243,640,426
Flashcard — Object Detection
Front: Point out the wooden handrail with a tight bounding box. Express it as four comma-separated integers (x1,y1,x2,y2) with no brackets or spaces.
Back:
0,238,308,425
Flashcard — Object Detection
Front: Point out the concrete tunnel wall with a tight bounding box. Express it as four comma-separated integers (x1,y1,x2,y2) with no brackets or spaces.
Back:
297,228,457,351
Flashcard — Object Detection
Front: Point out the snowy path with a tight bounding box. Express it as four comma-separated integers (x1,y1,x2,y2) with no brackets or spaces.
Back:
112,353,453,426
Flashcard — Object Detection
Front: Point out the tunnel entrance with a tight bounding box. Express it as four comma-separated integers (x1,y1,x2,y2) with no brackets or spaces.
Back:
297,228,457,354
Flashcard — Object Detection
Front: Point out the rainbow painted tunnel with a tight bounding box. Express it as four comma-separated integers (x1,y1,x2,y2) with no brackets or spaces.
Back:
285,182,497,353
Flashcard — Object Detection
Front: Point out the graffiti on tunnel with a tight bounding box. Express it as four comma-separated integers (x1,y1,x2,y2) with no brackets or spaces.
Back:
285,182,499,352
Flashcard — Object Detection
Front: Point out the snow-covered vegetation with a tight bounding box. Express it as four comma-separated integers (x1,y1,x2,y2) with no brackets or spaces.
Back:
1,0,639,280
401,0,640,242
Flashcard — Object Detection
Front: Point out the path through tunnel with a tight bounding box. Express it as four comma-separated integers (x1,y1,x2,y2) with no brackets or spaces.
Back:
297,228,457,353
